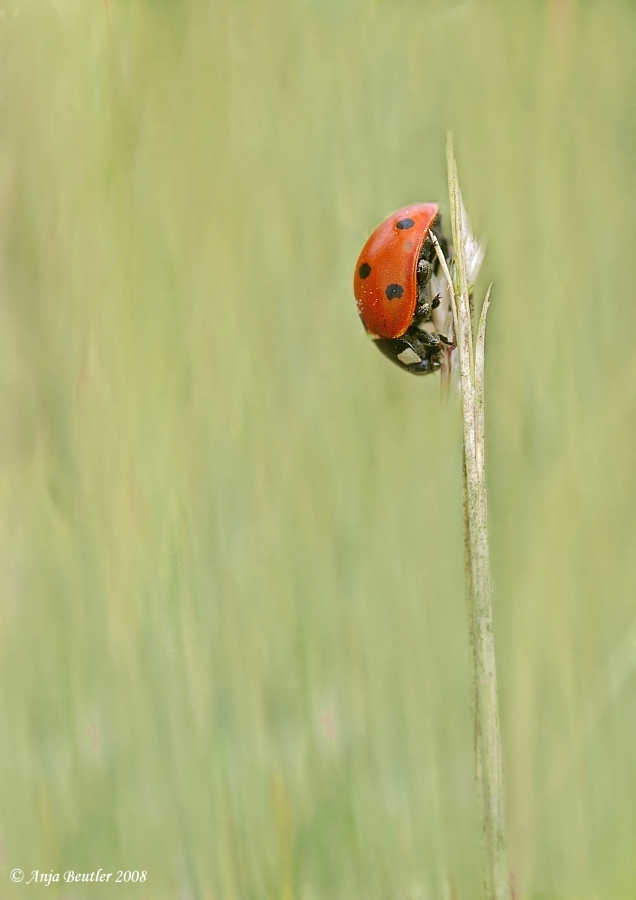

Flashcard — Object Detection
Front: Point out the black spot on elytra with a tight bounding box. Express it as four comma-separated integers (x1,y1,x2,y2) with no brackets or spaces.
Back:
385,283,404,300
396,218,415,230
432,293,441,309
358,262,371,279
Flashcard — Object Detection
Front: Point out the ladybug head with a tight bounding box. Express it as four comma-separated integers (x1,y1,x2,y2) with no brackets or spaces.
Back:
371,329,446,376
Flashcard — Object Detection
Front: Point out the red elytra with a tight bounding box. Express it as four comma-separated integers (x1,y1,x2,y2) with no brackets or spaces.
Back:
353,203,439,339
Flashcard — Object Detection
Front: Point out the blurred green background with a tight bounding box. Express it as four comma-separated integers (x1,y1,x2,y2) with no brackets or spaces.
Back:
1,0,636,897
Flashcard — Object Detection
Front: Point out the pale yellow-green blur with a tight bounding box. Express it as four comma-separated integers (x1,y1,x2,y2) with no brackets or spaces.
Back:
1,1,635,898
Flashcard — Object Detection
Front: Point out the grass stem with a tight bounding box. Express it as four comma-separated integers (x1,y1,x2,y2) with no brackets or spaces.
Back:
432,136,510,900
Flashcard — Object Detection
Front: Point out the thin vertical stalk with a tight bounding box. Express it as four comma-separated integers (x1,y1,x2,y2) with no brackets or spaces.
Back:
431,137,510,900
462,445,485,890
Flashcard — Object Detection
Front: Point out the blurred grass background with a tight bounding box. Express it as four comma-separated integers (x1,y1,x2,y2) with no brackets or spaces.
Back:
1,0,636,897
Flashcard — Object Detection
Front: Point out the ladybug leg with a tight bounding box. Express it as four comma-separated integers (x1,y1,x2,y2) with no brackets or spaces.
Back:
415,259,434,320
416,328,442,350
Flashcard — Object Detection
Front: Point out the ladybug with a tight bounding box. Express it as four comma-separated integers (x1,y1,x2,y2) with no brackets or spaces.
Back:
353,204,452,375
